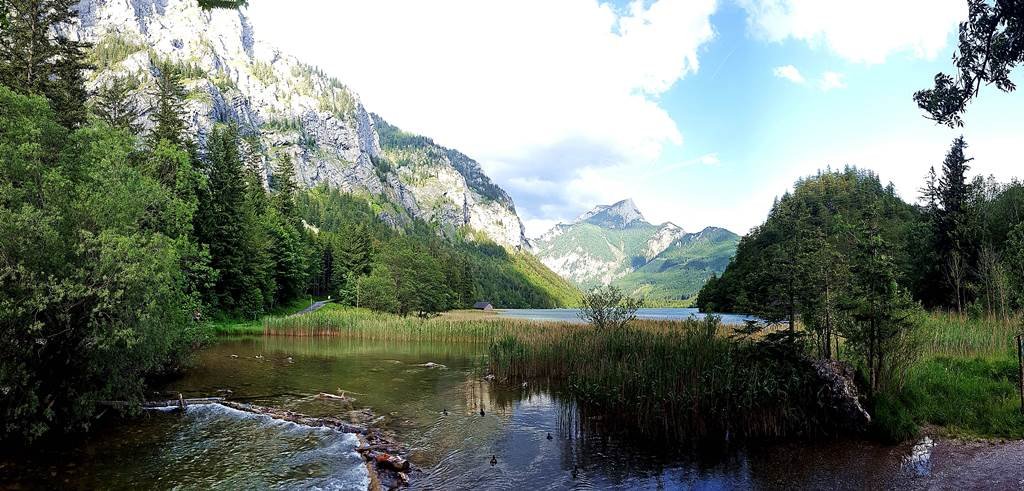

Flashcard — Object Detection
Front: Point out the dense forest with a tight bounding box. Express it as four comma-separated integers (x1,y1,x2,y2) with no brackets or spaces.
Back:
0,0,573,444
697,150,1023,390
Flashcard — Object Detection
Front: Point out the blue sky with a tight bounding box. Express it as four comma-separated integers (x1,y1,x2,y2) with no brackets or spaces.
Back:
249,0,1023,236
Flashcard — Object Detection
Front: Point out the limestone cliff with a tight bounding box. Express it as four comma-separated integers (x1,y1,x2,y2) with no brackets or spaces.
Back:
71,0,528,248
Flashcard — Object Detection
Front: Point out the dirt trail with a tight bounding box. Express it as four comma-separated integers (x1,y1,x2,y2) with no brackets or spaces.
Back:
291,300,329,316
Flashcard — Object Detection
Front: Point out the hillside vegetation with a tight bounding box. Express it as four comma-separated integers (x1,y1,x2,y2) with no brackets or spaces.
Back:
697,162,1024,439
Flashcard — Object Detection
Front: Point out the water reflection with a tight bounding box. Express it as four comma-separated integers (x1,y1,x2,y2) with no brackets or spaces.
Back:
2,337,1022,490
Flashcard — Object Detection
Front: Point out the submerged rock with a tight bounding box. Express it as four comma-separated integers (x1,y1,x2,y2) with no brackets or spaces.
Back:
416,362,447,369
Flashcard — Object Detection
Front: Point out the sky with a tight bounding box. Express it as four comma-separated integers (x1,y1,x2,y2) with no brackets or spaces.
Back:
247,0,1024,237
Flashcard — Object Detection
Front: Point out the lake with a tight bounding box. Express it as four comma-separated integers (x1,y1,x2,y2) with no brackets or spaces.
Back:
497,307,759,325
3,334,1021,489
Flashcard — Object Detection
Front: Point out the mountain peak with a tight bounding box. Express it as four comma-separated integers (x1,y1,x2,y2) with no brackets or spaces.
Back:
576,198,646,228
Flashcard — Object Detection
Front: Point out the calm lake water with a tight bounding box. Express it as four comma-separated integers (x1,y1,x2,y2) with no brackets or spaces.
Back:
497,307,759,325
2,335,1022,489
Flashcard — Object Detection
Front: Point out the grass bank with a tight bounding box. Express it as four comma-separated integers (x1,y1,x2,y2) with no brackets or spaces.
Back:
874,313,1024,441
203,298,321,336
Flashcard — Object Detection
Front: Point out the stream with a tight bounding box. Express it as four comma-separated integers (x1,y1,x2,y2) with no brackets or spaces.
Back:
2,336,1023,489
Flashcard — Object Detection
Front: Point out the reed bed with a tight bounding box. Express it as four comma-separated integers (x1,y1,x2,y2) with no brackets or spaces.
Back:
259,305,1024,441
262,306,577,343
488,316,837,443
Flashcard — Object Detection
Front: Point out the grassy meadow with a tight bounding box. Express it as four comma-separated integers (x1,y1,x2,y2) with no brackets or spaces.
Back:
875,313,1024,441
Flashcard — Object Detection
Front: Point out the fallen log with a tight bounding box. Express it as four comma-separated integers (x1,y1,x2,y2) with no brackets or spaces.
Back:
143,396,225,408
218,401,370,435
103,396,414,488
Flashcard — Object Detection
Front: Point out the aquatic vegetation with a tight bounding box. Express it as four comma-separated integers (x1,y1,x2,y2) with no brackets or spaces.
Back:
489,316,853,443
262,305,570,342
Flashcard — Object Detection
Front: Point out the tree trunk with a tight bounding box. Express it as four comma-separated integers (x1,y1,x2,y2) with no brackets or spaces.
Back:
1017,334,1023,415
824,280,833,359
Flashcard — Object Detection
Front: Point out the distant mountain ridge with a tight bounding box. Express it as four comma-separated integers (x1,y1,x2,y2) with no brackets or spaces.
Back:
532,200,739,301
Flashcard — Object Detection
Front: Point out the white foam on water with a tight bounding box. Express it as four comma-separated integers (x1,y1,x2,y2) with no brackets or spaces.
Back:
159,403,371,490
145,405,183,413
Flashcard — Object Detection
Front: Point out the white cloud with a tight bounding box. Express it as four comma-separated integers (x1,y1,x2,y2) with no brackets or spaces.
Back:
773,64,805,84
247,0,720,228
819,71,846,91
699,153,721,166
739,0,966,63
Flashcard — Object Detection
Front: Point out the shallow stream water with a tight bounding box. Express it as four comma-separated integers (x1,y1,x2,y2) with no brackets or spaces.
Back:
2,336,1023,489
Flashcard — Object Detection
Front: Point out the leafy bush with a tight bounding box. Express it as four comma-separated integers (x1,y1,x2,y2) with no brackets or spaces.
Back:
578,285,643,329
0,87,200,443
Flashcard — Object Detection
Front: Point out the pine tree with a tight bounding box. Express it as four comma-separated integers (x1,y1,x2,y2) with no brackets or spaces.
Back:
47,35,89,129
0,0,90,128
150,62,188,147
338,223,372,277
92,76,144,134
196,124,250,313
842,226,920,396
935,137,976,311
240,133,268,212
271,154,300,222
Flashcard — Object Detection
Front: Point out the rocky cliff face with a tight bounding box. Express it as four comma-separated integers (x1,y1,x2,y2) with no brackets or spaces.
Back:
70,0,528,248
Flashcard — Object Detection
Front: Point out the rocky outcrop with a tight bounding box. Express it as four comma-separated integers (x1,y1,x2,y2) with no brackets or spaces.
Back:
576,199,646,229
813,359,872,432
70,0,528,248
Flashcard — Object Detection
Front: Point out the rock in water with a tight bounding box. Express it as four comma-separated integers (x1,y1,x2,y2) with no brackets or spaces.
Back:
813,359,872,432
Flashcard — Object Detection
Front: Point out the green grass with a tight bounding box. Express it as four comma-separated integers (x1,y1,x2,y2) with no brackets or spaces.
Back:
204,298,319,336
918,311,1020,358
872,312,1024,441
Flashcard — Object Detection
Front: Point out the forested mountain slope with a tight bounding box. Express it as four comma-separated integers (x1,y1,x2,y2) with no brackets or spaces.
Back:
72,0,529,248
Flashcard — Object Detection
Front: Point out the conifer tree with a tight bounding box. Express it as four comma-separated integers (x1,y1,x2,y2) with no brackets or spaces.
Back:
196,124,251,313
150,62,188,147
92,76,144,134
47,35,90,129
272,154,300,222
935,137,976,311
0,0,90,128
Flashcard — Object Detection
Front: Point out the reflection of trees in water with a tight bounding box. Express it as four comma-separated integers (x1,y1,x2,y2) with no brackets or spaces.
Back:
740,439,921,489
